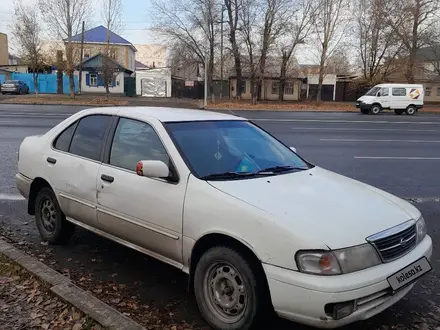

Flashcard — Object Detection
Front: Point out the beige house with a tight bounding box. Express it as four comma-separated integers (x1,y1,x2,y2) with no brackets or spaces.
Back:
229,57,304,101
0,32,7,66
385,46,440,102
134,44,166,68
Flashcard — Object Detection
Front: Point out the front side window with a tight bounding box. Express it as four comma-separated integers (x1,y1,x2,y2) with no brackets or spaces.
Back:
392,88,406,96
381,87,389,96
166,120,311,179
109,118,170,171
69,115,112,161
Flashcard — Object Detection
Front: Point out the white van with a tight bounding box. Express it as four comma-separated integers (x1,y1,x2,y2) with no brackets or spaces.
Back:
356,84,424,115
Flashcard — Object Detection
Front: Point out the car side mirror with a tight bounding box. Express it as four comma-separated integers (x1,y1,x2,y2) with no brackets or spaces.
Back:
136,160,170,179
377,92,381,97
290,146,297,153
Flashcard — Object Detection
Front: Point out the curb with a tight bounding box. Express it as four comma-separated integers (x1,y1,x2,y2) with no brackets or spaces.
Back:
0,238,146,330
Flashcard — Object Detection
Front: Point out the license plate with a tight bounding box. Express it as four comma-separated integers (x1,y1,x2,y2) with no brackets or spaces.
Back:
387,257,431,291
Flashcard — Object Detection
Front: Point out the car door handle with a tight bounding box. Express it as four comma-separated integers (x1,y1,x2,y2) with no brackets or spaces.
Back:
46,157,57,164
101,174,114,183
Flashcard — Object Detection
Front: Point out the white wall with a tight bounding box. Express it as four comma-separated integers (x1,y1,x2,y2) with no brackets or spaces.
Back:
307,74,337,85
136,68,171,97
75,71,124,94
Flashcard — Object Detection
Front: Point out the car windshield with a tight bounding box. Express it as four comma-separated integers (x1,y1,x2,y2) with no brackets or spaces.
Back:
165,120,312,180
365,87,381,96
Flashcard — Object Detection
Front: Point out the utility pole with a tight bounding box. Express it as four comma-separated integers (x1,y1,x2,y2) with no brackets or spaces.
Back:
220,5,224,100
78,21,85,94
203,3,208,109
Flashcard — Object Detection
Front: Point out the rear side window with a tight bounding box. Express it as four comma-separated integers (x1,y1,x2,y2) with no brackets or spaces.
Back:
392,88,406,96
69,115,112,161
54,121,77,152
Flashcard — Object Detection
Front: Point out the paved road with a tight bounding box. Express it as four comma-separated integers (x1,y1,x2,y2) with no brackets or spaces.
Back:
0,104,439,329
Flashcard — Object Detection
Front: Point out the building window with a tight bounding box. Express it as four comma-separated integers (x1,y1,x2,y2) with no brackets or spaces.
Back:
437,87,440,96
425,87,431,96
272,82,280,94
90,73,98,87
284,82,294,95
110,49,117,59
392,88,406,96
240,81,246,94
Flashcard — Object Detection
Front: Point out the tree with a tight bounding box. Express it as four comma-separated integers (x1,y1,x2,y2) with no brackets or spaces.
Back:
150,0,220,101
38,0,92,97
11,3,45,97
355,0,402,83
385,0,440,83
224,0,243,98
310,0,348,102
277,0,314,101
102,0,123,99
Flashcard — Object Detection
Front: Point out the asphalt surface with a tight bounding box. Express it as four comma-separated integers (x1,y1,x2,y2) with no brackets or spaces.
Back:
0,104,439,329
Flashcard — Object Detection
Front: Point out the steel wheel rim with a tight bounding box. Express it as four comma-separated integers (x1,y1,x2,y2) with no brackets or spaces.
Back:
371,106,380,114
203,261,248,323
40,198,56,232
407,107,415,115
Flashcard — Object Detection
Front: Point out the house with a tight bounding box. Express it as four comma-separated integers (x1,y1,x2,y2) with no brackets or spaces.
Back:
76,53,133,94
70,25,137,73
0,32,7,66
385,46,440,102
135,60,149,70
135,44,166,69
229,57,304,101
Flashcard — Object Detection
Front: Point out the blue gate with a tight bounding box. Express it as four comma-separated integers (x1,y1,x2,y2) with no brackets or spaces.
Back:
11,73,78,94
0,74,5,84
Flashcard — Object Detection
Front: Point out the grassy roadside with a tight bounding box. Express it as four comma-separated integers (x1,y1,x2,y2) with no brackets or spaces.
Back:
0,253,104,330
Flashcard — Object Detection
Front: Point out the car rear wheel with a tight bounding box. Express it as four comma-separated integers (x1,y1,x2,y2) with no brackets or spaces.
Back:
406,105,416,115
194,246,268,330
394,109,405,115
35,187,75,244
371,104,381,115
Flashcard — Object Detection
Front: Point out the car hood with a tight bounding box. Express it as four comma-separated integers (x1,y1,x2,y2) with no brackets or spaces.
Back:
357,95,375,102
208,167,420,249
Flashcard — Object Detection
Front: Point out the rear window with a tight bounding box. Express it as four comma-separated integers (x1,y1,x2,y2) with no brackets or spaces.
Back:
392,88,406,96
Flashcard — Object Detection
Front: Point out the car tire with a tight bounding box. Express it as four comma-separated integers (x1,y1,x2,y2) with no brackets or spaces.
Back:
360,108,370,114
35,187,75,245
194,246,268,330
394,109,405,115
406,105,416,115
370,104,381,115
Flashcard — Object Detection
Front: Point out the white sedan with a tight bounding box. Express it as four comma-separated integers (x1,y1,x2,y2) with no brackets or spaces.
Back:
16,107,432,329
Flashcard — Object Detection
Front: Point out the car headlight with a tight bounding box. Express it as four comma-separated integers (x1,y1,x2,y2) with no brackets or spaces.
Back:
296,244,382,275
416,215,427,243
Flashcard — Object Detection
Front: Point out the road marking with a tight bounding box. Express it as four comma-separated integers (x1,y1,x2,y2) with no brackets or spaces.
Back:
293,127,439,132
355,156,440,160
0,194,25,201
406,197,440,203
321,138,440,143
251,118,440,125
0,120,19,123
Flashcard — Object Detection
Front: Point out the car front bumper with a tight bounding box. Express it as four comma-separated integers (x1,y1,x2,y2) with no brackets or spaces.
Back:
356,102,372,110
1,87,19,93
15,173,32,200
264,235,432,328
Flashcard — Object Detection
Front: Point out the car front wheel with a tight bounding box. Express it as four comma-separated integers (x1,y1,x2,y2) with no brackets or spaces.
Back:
371,104,381,115
194,246,268,330
35,187,75,244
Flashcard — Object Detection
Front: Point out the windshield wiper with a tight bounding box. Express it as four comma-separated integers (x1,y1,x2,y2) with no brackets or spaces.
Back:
256,165,307,174
200,171,256,180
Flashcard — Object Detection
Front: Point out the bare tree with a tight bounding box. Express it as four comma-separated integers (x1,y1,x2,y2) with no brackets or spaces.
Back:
102,0,123,99
355,0,402,83
239,0,287,104
277,0,314,100
150,0,220,100
12,3,45,97
38,0,92,96
224,0,243,98
386,0,440,83
311,0,348,102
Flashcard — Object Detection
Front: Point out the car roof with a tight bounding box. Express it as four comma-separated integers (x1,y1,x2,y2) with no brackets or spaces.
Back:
376,83,424,88
80,106,245,123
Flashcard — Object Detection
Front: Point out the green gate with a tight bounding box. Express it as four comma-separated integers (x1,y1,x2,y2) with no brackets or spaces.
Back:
124,77,136,97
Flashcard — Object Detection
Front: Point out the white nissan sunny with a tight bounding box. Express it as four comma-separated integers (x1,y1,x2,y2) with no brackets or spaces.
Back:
16,107,432,329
